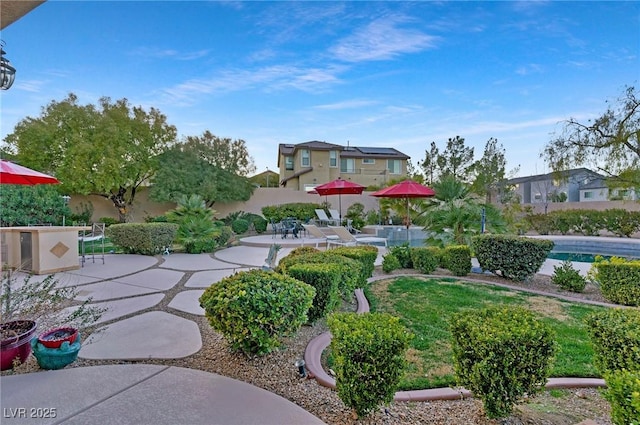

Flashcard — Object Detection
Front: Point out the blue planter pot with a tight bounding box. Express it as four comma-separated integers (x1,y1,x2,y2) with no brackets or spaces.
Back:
31,333,81,370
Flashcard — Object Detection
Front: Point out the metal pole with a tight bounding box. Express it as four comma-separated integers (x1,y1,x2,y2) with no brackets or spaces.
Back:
481,207,486,234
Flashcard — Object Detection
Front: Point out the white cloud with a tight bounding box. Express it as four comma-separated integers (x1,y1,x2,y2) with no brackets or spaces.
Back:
130,47,210,61
330,16,439,62
314,99,379,110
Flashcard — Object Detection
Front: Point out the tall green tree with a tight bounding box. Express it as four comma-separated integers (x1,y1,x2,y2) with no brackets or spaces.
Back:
543,85,640,189
0,185,71,226
150,142,255,206
418,141,440,185
2,93,177,221
437,136,475,181
183,130,256,177
471,138,517,204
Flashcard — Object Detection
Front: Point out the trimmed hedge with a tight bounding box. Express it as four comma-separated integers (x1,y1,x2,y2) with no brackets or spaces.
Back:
199,269,315,355
231,218,250,235
444,245,472,276
106,222,178,255
287,262,341,322
261,202,322,222
590,257,640,306
604,370,640,425
276,251,362,296
450,306,556,419
526,209,640,237
410,247,439,274
328,246,378,284
328,312,413,418
472,235,554,281
585,308,640,374
382,253,400,273
390,244,412,268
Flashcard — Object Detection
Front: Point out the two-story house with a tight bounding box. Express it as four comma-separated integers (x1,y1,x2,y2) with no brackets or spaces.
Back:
277,141,410,191
507,168,605,204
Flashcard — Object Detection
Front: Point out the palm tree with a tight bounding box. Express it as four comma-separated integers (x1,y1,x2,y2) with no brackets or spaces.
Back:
420,176,505,247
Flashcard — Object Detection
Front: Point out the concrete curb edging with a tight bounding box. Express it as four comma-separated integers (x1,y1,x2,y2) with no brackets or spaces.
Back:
304,287,607,402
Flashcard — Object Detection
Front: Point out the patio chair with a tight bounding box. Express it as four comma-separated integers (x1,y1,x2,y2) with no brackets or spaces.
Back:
270,219,284,239
329,209,342,224
281,217,298,239
79,222,106,266
302,223,340,247
327,225,388,249
315,209,339,226
346,219,361,234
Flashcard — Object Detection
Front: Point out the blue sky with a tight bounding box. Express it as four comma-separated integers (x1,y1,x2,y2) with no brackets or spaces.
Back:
1,1,638,178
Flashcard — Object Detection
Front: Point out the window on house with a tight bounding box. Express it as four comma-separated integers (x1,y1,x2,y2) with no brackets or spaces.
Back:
362,158,375,164
618,189,630,197
584,191,593,199
329,150,337,167
340,158,355,173
387,159,401,174
534,193,542,201
301,149,310,167
285,156,294,171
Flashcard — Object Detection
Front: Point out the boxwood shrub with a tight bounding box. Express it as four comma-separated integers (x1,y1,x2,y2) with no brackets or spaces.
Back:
551,260,586,292
604,370,640,425
444,245,472,276
590,257,640,306
231,218,250,235
410,247,439,274
328,312,413,418
450,306,556,419
199,269,315,355
287,262,341,322
390,243,412,268
382,253,400,273
276,251,362,296
585,308,640,374
472,235,554,281
106,222,178,255
328,246,378,283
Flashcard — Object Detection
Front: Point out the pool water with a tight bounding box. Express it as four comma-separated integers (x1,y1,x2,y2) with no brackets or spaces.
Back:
547,252,611,263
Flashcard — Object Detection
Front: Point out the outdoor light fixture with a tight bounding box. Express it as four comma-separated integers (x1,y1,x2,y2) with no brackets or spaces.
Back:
0,41,16,90
294,359,307,378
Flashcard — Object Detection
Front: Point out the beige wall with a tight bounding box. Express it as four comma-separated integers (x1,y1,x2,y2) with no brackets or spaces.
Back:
524,200,640,214
74,187,383,222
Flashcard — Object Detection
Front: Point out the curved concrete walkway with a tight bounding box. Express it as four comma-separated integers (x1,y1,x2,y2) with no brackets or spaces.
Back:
1,245,326,425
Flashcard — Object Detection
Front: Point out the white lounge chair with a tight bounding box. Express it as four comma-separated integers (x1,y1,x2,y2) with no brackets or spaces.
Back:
302,223,340,247
329,209,342,224
327,225,388,248
314,209,339,226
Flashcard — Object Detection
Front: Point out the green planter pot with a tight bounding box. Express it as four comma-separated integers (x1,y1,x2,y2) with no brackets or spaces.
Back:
31,333,81,370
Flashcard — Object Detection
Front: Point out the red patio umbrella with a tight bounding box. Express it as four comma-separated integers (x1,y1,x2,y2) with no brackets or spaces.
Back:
314,178,365,222
0,160,60,185
371,180,435,237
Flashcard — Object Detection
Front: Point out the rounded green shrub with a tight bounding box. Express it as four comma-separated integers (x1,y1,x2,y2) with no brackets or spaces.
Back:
231,218,250,234
472,235,554,281
585,308,640,374
410,247,438,274
590,257,640,306
390,244,412,268
382,253,401,273
604,370,640,425
214,225,234,247
328,312,413,418
287,262,341,322
444,245,472,276
199,269,315,355
551,260,586,292
450,306,557,419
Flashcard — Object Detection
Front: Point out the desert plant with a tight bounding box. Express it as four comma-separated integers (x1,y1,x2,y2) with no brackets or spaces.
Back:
199,269,315,355
166,194,221,253
1,270,105,340
551,260,586,292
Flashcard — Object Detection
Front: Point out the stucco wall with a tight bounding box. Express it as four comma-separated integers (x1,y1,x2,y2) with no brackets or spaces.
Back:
73,187,383,222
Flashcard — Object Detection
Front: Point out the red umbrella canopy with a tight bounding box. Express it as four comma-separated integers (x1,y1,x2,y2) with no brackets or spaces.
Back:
371,180,435,230
0,160,60,185
371,180,435,198
314,178,365,221
314,178,365,196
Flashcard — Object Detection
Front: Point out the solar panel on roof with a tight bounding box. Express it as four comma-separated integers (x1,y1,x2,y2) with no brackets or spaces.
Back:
357,147,397,155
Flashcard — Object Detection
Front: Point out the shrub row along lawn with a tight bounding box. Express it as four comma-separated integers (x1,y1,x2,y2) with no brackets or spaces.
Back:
366,276,605,391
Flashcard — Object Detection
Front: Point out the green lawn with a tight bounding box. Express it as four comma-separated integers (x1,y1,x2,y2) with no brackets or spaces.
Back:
365,276,607,391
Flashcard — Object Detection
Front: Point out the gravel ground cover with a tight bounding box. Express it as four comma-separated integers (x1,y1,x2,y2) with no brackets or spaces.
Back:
3,265,613,425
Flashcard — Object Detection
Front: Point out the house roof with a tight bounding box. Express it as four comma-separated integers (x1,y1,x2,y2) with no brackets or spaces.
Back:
279,167,313,186
507,168,604,185
278,141,410,162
